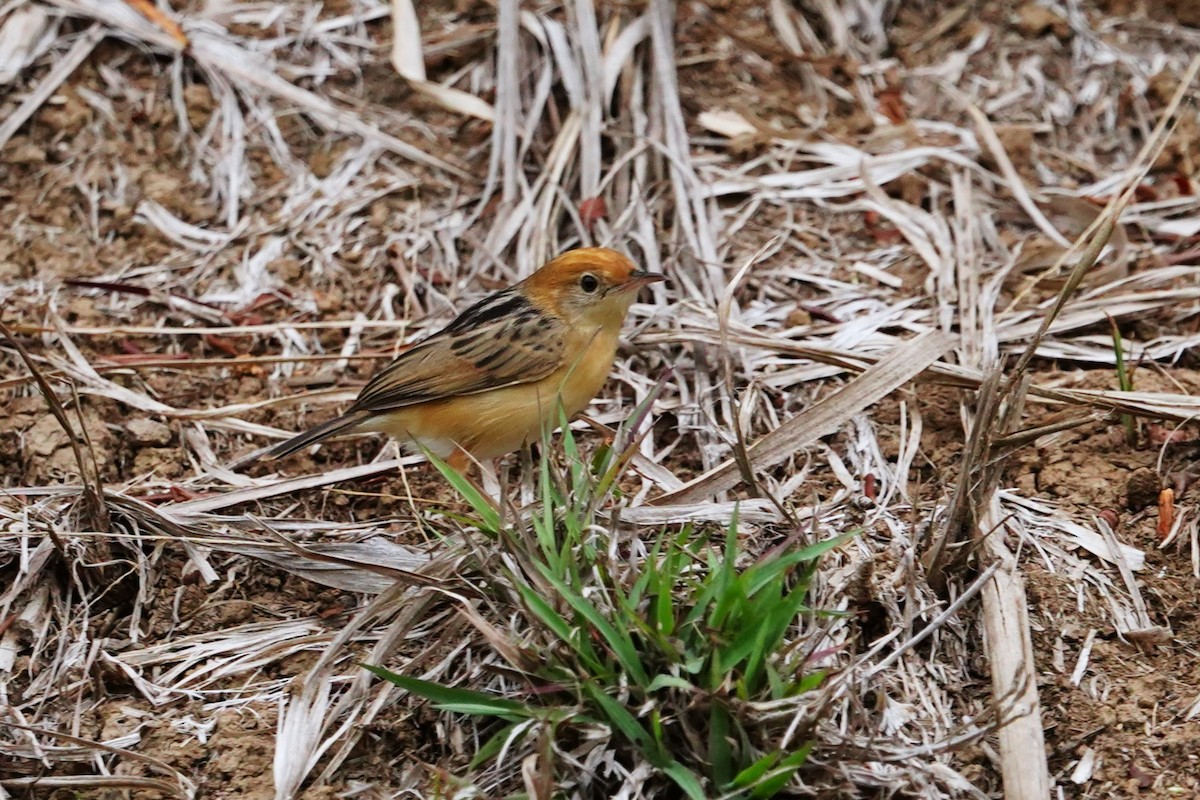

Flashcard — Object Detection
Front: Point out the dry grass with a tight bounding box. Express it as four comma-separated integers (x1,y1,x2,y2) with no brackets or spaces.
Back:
3,0,1200,797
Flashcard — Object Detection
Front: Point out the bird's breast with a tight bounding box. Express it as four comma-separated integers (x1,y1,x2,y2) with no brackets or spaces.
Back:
550,324,622,416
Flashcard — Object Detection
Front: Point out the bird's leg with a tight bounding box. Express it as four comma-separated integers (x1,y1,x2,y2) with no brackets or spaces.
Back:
444,445,505,500
518,443,538,506
479,459,501,500
446,446,473,473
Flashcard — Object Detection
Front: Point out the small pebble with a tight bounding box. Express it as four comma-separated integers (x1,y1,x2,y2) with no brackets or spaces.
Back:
127,418,172,446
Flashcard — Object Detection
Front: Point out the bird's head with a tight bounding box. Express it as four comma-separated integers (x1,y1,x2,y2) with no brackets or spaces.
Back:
525,247,665,329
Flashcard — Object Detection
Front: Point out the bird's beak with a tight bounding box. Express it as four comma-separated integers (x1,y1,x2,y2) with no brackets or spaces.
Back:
624,270,667,290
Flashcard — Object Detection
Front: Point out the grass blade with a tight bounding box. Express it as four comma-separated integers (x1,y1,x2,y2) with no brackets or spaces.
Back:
362,665,531,722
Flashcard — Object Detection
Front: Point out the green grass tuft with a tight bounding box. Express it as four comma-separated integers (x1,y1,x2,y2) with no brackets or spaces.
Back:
368,420,849,797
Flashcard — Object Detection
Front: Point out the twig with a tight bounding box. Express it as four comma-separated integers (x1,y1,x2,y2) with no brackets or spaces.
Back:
978,493,1050,800
0,319,108,532
0,24,104,152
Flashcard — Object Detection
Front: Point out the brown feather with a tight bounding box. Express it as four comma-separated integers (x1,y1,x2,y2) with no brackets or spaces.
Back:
263,410,371,459
351,294,567,412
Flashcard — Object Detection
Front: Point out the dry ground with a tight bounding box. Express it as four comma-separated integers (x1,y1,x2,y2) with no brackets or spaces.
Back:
3,0,1200,797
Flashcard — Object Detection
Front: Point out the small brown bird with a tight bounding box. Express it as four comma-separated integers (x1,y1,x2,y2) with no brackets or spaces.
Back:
267,247,663,470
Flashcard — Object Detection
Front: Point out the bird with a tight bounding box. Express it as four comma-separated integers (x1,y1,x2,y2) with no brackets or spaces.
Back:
264,247,664,471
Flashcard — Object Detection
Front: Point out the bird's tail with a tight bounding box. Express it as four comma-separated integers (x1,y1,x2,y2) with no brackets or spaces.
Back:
262,411,371,460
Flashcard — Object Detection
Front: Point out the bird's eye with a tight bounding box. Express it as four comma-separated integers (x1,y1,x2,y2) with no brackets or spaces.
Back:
579,273,600,293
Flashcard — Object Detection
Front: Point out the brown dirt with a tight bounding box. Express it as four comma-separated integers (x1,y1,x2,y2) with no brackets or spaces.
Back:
1012,370,1200,797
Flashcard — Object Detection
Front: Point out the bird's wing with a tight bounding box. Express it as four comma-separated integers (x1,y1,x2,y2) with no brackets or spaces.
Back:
351,290,568,412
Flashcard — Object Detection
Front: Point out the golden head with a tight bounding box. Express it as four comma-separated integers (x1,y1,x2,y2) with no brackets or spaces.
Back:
524,247,664,328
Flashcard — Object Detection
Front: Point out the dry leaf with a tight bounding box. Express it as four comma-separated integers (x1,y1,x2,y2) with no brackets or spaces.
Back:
1158,487,1175,541
122,0,187,47
698,109,758,138
389,0,495,122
